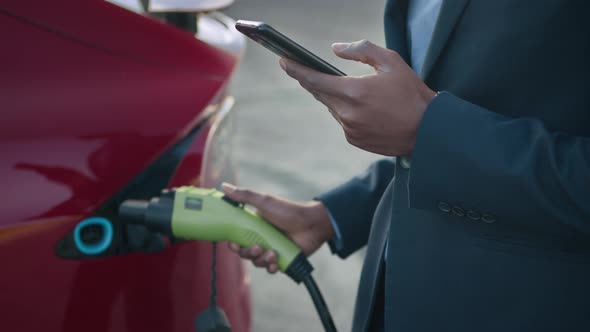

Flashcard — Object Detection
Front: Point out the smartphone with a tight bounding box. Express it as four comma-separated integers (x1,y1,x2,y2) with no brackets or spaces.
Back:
235,20,346,76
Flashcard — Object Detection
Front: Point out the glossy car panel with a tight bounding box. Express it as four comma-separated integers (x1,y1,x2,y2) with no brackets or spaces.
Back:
0,1,250,331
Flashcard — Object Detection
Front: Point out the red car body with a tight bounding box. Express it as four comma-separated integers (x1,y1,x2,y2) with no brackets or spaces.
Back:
0,1,250,331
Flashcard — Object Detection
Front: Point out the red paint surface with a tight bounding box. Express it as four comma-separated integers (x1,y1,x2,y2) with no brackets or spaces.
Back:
169,123,211,188
0,1,250,331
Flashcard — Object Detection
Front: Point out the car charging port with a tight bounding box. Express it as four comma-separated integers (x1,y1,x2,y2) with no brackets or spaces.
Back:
73,217,114,256
80,224,104,244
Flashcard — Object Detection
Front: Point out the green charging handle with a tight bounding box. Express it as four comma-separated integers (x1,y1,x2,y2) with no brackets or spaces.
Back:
171,187,301,272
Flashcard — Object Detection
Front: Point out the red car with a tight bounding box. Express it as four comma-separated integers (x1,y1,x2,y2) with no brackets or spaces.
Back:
0,0,251,331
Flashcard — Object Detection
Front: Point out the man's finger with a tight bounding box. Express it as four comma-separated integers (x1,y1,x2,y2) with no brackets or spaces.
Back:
253,256,268,268
267,264,278,274
332,40,399,72
239,245,263,259
228,242,240,252
263,251,277,264
280,58,346,96
253,250,276,267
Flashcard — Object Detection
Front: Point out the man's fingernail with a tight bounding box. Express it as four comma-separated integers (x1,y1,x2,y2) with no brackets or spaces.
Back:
269,264,278,273
221,182,236,193
279,58,287,71
332,43,348,52
265,252,275,263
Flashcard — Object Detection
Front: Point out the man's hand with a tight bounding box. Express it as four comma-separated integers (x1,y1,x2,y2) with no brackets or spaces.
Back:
280,40,436,156
221,183,334,274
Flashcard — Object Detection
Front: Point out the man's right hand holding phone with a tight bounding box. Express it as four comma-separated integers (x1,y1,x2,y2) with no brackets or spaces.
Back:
281,40,436,157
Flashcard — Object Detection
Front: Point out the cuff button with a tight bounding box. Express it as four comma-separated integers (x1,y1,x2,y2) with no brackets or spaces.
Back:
451,206,465,217
467,210,481,221
438,201,451,213
482,213,496,224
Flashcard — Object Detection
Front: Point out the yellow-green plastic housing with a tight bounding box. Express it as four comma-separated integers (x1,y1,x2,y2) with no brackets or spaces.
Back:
171,187,301,272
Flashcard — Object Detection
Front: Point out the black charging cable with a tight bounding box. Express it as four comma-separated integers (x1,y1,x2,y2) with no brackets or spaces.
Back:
210,242,218,307
285,254,338,332
303,275,338,332
194,242,232,332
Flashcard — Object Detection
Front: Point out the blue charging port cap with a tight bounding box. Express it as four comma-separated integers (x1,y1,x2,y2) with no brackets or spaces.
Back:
73,217,114,256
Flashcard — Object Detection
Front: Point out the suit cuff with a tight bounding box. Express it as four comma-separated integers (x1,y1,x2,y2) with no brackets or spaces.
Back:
410,91,505,212
314,159,396,258
326,209,344,253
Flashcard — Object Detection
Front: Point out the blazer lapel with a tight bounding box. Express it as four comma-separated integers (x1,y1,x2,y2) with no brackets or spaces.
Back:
420,0,470,79
384,0,411,64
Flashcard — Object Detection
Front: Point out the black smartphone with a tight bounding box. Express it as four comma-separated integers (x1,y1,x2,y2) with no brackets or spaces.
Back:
235,20,346,76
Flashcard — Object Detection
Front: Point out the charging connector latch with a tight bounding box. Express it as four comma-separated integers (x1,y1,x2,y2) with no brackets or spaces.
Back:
221,195,244,208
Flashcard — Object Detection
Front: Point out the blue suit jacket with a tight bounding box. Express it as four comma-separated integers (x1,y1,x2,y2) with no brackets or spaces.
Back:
318,1,590,331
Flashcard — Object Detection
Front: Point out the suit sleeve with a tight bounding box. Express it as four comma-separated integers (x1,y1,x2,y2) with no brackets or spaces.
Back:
410,92,590,238
316,159,395,258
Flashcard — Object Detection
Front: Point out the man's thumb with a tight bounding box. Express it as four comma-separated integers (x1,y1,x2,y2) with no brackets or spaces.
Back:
332,40,397,72
221,183,265,207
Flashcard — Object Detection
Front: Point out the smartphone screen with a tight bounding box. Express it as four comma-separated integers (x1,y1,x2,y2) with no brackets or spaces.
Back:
235,20,346,76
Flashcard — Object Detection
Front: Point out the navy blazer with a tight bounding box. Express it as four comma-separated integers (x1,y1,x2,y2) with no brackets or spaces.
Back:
318,1,590,331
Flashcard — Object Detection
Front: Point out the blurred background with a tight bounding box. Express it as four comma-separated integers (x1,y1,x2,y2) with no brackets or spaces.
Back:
224,0,384,331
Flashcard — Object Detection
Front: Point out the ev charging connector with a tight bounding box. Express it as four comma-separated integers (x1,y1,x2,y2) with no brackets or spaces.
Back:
119,186,337,332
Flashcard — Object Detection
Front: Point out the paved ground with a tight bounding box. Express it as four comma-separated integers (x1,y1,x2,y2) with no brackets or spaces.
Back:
225,1,385,331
